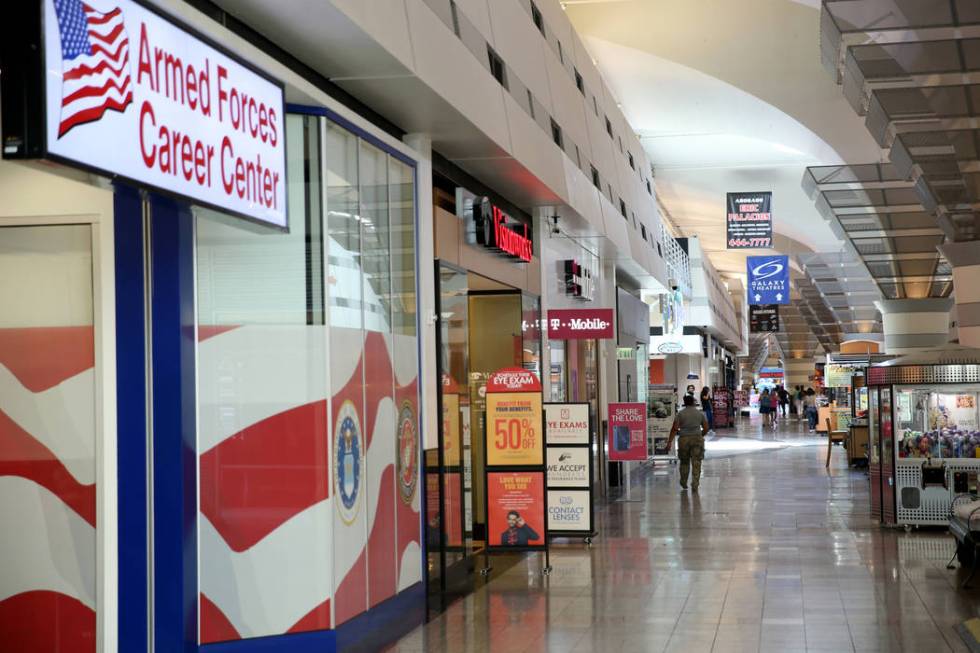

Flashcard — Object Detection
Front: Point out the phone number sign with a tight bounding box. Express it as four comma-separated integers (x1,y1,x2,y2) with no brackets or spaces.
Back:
726,192,772,249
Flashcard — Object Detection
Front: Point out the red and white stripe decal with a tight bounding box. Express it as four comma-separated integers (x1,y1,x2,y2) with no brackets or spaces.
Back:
199,325,421,641
0,327,96,651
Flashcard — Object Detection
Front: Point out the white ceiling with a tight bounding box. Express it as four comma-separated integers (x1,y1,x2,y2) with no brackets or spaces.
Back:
565,0,884,280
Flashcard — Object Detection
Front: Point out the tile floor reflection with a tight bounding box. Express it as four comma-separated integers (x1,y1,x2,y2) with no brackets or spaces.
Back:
390,418,979,652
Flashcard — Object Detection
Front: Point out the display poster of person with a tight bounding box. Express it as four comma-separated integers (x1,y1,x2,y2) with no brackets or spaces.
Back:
487,471,545,548
647,391,675,457
547,490,591,532
485,368,544,467
544,403,590,445
608,402,647,461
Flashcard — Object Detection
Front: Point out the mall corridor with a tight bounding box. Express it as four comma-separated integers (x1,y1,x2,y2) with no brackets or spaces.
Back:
391,423,974,653
8,0,980,651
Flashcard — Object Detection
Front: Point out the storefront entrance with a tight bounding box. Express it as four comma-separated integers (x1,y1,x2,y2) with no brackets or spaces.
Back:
427,262,541,614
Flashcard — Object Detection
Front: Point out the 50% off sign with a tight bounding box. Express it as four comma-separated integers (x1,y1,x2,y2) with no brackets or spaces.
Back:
486,393,544,466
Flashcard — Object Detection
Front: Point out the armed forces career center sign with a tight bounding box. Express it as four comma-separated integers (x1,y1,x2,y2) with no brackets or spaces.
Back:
40,0,286,227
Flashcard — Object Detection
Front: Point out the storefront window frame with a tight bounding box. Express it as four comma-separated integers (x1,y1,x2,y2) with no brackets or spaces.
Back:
115,101,422,650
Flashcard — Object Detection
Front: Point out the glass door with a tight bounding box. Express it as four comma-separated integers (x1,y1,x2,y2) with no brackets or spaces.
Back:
880,387,896,524
869,386,881,520
0,224,97,650
429,262,475,614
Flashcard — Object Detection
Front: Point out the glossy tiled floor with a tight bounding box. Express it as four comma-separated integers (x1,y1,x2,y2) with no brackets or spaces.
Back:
392,416,980,652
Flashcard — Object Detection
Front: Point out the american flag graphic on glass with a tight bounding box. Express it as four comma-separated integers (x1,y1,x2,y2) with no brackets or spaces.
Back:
53,0,132,137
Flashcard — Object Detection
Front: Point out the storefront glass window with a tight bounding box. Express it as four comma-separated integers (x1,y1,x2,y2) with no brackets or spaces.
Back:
196,113,330,642
550,341,566,402
0,224,97,650
196,113,420,640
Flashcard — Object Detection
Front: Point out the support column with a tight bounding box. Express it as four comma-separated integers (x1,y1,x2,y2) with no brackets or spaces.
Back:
875,298,954,354
939,242,980,349
403,133,437,451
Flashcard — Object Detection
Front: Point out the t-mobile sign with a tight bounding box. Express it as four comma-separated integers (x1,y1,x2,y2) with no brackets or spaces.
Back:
40,0,287,227
546,309,614,340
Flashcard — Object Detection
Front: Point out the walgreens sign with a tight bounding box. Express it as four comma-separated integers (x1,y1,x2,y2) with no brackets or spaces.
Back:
473,197,533,262
42,0,286,227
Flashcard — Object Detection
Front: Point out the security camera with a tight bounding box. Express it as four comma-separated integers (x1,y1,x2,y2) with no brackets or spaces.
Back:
669,277,678,291
550,215,560,235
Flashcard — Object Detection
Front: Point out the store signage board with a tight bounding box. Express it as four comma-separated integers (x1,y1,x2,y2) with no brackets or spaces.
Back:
487,471,546,549
825,365,853,388
608,402,647,461
749,305,780,333
33,0,287,227
734,389,749,408
547,308,614,340
547,490,591,532
544,402,594,537
712,387,731,428
650,334,701,354
474,197,532,262
485,369,543,467
726,192,772,249
747,255,790,304
484,368,548,552
647,390,675,458
759,367,784,379
544,403,589,445
563,259,596,301
546,447,589,486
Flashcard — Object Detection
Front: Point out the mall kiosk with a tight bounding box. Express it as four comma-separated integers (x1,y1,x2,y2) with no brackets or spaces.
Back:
867,351,980,526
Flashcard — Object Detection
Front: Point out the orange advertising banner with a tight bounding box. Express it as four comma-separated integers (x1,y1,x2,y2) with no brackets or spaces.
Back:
487,471,546,549
486,391,544,466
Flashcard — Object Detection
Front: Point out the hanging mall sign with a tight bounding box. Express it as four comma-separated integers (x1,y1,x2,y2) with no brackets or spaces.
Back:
546,308,614,340
474,197,533,262
749,304,780,333
650,334,701,355
747,255,790,305
726,192,772,249
4,0,287,228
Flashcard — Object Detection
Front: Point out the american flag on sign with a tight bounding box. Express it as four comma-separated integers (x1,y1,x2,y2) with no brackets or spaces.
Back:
53,0,133,137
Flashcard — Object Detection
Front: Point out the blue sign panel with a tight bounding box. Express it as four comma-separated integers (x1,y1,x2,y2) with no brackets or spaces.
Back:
747,255,789,305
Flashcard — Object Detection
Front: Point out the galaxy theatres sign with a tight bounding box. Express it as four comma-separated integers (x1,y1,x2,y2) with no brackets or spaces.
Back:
35,0,286,227
747,255,790,305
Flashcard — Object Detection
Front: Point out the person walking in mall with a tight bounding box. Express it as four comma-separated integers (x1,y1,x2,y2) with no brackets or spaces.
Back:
667,394,709,492
795,385,805,421
759,388,774,428
700,386,713,430
804,387,818,432
777,385,790,419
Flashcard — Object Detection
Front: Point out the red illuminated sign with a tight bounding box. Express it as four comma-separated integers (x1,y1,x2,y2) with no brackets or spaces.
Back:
546,309,614,340
474,198,533,262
